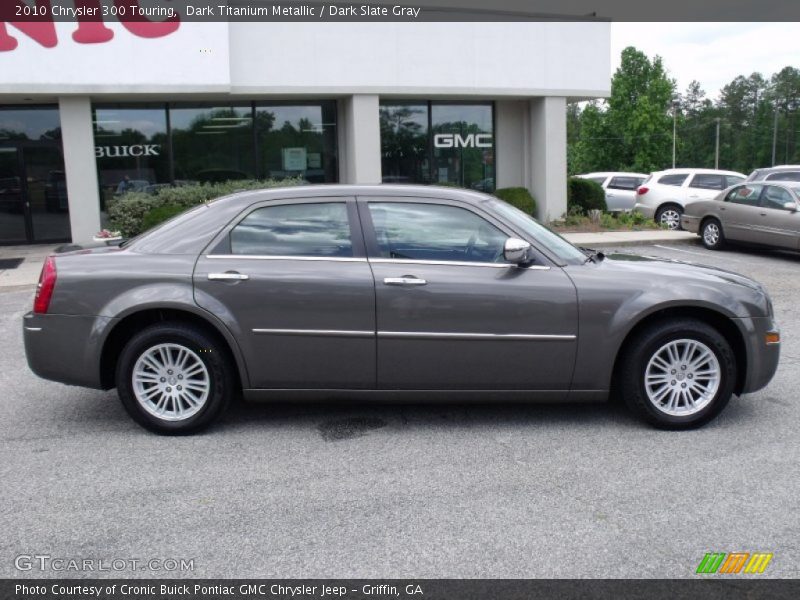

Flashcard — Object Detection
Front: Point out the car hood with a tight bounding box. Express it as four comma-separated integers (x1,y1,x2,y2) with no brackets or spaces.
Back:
597,251,764,293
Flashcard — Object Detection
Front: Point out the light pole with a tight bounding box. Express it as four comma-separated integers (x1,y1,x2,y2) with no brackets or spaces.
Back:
715,117,720,170
672,98,680,169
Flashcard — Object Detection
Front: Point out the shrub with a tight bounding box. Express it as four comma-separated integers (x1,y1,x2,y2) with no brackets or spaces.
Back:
567,177,607,213
107,178,304,237
493,187,537,216
141,204,187,232
600,212,617,229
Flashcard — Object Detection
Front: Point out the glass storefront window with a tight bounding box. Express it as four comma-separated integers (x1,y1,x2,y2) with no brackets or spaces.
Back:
92,105,169,211
1,106,71,243
0,107,61,142
380,103,429,184
432,104,494,192
380,101,494,192
257,102,338,184
170,105,255,184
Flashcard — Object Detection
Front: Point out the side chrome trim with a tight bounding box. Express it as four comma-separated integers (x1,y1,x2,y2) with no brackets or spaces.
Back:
250,329,575,341
24,326,42,332
369,258,550,270
207,255,367,263
253,328,375,338
377,331,576,341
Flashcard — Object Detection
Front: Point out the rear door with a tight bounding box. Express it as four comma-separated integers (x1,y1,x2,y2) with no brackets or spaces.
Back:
756,185,800,249
686,173,728,203
357,196,578,392
193,197,376,389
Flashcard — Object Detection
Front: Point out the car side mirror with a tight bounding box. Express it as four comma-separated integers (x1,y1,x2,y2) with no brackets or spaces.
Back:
504,238,532,264
783,202,798,212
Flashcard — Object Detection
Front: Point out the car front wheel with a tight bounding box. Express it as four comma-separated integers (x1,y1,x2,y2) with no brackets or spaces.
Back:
656,205,683,230
116,322,234,434
619,319,736,429
701,218,726,250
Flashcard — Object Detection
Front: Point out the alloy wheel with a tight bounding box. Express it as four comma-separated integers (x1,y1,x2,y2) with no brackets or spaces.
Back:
703,222,720,246
659,209,682,230
644,338,721,416
132,343,210,421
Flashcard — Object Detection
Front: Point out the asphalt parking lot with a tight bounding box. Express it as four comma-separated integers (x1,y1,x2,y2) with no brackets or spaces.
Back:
0,241,798,579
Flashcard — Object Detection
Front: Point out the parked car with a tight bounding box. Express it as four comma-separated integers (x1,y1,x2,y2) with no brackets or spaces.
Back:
682,181,800,251
575,172,648,211
634,169,746,229
746,165,800,183
24,185,779,434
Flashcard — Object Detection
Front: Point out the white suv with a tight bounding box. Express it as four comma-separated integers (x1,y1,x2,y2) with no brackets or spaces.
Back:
634,169,746,229
575,172,648,211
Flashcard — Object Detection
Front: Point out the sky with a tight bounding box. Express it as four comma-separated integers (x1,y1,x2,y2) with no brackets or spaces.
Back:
611,23,800,101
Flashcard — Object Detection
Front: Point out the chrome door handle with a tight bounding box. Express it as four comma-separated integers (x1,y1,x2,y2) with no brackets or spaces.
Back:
208,272,249,281
384,276,427,286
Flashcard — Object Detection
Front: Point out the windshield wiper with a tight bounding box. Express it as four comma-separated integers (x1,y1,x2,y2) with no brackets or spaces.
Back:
579,246,605,264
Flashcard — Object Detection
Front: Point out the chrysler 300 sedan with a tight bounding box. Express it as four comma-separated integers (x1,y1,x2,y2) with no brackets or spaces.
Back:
682,181,800,251
24,185,780,434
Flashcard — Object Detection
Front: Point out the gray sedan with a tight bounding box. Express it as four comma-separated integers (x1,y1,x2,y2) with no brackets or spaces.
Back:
682,181,800,251
23,185,780,434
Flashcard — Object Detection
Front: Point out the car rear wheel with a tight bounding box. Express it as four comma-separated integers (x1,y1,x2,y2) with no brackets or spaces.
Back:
656,205,683,230
701,218,726,250
619,319,736,429
116,322,234,434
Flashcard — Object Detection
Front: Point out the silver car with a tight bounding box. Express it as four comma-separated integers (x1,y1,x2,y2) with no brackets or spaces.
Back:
682,181,800,251
575,172,648,212
23,185,780,434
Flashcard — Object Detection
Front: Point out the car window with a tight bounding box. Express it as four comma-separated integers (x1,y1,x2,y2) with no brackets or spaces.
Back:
368,202,508,263
761,186,795,210
230,202,352,257
607,176,641,190
725,175,745,187
726,184,764,206
689,174,726,190
586,176,607,185
657,173,688,186
765,171,800,182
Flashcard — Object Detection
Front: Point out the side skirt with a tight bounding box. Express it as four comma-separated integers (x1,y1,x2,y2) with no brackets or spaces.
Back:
242,389,608,403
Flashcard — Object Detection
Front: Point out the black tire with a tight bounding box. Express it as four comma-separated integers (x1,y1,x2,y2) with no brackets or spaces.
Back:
116,322,234,435
655,204,684,230
619,319,736,429
700,217,726,250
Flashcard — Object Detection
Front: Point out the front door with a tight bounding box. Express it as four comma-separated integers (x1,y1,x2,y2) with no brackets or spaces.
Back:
720,184,764,243
358,197,578,391
193,197,376,389
0,143,71,244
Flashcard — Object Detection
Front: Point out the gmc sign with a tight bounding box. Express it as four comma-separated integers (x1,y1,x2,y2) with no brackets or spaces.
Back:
433,133,493,149
0,1,180,52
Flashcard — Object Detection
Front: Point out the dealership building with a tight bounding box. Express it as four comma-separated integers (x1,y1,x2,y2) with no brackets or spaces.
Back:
0,17,610,244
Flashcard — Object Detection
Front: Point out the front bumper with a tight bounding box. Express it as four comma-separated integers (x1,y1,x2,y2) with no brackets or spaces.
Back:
633,202,656,219
735,316,781,394
23,312,113,389
680,214,700,233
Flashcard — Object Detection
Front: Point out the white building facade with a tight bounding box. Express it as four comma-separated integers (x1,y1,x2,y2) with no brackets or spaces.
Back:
0,19,610,244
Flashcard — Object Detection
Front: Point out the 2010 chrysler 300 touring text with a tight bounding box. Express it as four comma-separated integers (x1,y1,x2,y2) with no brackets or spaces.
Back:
23,185,780,434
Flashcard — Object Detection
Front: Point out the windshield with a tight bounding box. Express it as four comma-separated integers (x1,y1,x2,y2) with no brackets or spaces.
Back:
484,198,587,264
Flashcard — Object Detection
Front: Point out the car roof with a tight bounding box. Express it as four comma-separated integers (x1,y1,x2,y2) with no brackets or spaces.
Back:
577,172,649,178
651,168,745,177
208,183,496,210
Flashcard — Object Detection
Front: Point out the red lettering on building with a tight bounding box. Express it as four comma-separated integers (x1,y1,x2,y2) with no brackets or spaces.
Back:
0,0,180,52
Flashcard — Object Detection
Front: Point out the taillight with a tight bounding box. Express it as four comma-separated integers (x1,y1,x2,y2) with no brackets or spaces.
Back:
33,256,57,314
637,186,649,195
